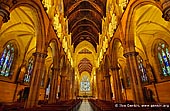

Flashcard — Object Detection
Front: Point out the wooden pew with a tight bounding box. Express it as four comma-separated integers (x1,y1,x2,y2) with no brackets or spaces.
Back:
89,99,169,111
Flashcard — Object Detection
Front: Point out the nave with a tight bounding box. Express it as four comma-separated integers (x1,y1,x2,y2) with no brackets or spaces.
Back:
0,0,170,110
78,99,93,111
0,98,169,111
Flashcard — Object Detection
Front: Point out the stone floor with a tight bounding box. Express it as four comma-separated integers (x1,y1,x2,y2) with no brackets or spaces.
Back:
78,99,94,111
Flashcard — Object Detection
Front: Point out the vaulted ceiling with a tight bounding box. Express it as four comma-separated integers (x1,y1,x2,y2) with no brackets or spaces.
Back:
63,0,107,51
78,58,92,74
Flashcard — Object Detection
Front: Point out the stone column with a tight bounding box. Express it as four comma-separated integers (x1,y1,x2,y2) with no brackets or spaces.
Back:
123,51,144,104
0,2,10,29
25,52,47,108
111,66,123,103
60,75,66,101
93,75,97,98
96,68,100,99
161,0,170,21
98,72,103,100
101,80,106,100
91,79,95,98
71,70,75,99
65,79,70,100
48,67,60,103
104,74,112,101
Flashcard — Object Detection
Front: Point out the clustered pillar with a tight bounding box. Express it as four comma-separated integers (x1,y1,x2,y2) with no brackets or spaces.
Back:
25,52,47,108
111,66,123,103
123,51,144,104
104,74,112,101
96,68,100,99
48,67,60,104
60,75,66,100
65,79,70,100
101,79,106,100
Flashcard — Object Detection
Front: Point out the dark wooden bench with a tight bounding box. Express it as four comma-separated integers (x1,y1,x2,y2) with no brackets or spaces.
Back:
89,99,170,111
25,99,82,111
0,99,82,111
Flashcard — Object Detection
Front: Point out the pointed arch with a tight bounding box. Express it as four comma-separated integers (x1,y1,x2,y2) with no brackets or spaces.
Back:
124,0,162,52
23,56,34,83
152,39,170,78
10,0,47,53
0,41,18,77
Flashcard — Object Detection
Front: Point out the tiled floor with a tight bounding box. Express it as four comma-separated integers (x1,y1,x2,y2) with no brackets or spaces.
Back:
78,99,94,111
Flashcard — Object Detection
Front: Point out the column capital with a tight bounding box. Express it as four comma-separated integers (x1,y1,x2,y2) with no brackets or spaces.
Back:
33,52,48,58
51,67,60,71
104,74,111,78
66,79,70,81
123,51,139,58
101,79,105,82
60,75,66,78
110,66,120,71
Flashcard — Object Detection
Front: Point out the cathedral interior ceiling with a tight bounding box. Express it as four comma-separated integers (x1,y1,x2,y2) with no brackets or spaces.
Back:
63,0,107,51
134,5,170,56
0,6,37,59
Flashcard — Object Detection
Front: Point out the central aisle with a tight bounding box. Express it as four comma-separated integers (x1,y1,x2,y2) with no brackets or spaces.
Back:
78,99,94,111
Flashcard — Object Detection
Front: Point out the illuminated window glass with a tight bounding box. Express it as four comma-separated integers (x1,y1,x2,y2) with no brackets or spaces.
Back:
23,57,34,82
137,55,148,82
80,81,90,91
0,43,15,77
157,42,170,76
80,75,90,91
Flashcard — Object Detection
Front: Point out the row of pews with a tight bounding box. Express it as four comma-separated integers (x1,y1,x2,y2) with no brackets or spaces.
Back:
0,99,82,111
88,99,170,111
0,102,24,111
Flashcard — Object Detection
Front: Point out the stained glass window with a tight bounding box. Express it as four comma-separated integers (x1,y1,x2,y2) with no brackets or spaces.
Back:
80,75,90,91
80,81,90,91
157,41,170,76
0,43,15,77
23,57,34,82
137,55,148,82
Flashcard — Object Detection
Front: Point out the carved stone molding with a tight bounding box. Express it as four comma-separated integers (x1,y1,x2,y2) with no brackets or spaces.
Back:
123,51,139,58
104,74,111,78
101,80,105,82
33,52,48,58
51,67,60,71
110,66,120,71
60,75,66,78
